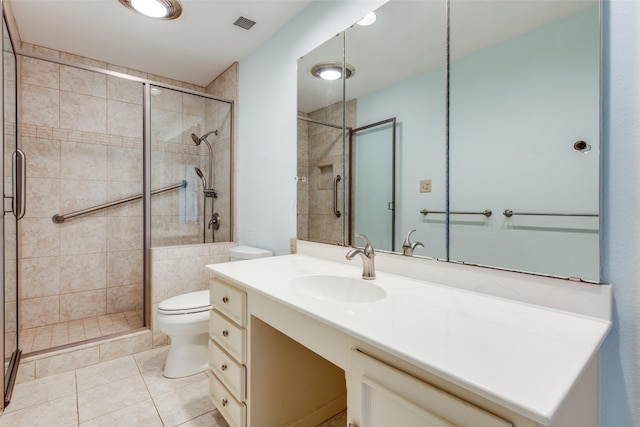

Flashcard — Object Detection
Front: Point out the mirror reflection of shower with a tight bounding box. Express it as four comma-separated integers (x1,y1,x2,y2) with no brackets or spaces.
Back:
192,130,221,243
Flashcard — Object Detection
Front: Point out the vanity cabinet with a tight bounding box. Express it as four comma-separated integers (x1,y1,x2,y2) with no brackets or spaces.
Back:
209,278,248,427
347,349,513,427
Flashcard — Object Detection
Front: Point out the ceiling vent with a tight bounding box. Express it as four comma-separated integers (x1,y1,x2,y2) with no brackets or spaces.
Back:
234,16,256,30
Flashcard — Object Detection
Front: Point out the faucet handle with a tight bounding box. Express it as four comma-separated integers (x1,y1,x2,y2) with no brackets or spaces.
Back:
402,229,417,248
355,233,374,253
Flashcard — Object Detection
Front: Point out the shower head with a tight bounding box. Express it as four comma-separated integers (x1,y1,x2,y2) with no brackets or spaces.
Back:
191,130,218,146
194,167,207,188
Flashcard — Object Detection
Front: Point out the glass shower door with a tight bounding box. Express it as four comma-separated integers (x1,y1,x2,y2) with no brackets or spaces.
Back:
2,11,20,407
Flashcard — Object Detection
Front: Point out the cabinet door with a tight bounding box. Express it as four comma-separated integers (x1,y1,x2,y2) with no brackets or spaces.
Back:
347,349,513,427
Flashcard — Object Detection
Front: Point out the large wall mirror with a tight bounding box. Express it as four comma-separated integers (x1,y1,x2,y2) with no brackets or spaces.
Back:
297,0,600,283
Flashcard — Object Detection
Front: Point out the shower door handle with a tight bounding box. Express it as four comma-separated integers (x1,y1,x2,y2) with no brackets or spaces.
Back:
333,175,341,218
12,149,26,220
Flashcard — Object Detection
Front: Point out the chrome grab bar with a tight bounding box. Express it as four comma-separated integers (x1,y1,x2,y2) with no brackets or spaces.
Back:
333,175,342,218
420,209,492,217
12,149,26,220
503,210,598,218
52,180,187,223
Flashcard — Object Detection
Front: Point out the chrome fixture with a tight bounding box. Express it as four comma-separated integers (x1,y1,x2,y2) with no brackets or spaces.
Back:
346,234,376,280
401,229,424,256
503,210,598,218
420,209,492,217
333,175,341,218
53,180,186,223
118,0,182,20
194,167,207,190
191,130,218,196
311,62,355,81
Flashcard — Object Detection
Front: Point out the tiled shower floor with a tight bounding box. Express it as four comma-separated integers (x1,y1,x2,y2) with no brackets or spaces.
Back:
0,346,348,426
14,310,144,356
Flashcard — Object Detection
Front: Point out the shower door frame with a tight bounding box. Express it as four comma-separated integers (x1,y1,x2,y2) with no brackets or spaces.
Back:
14,48,235,341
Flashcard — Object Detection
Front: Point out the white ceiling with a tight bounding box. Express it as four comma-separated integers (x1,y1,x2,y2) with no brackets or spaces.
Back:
8,0,313,87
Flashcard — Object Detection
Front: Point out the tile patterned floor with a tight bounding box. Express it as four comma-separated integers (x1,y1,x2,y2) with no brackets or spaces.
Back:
0,345,348,427
0,346,225,427
16,310,144,356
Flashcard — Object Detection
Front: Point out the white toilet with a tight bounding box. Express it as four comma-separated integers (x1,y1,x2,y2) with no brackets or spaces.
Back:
156,245,272,378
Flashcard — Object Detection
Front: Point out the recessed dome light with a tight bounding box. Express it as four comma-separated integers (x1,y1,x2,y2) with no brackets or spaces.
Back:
311,62,355,81
118,0,182,20
357,12,377,26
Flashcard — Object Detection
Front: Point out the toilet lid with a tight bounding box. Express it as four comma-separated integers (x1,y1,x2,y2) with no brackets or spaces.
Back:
158,290,211,313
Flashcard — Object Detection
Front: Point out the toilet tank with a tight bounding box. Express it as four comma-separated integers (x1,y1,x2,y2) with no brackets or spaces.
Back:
229,245,273,261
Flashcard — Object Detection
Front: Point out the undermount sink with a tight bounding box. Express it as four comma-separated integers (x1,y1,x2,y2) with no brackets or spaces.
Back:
290,275,387,303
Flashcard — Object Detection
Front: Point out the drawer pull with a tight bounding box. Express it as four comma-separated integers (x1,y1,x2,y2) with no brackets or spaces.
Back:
222,329,229,337
222,296,229,303
221,398,228,407
221,364,227,371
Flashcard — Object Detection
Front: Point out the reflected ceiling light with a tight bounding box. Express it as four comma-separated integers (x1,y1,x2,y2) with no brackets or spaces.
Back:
118,0,182,20
311,62,355,81
357,12,377,26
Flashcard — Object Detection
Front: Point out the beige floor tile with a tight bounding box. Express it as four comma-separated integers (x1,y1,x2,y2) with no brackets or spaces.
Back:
79,399,162,427
177,409,229,427
133,346,168,373
153,377,214,426
0,394,77,427
75,355,139,392
4,371,76,414
77,374,150,422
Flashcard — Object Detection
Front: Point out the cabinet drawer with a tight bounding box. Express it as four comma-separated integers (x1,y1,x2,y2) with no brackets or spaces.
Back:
211,279,247,327
209,372,246,427
209,339,246,401
210,310,247,363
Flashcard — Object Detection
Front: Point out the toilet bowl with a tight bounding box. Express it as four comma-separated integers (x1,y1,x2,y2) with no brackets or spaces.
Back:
156,290,211,378
157,246,272,378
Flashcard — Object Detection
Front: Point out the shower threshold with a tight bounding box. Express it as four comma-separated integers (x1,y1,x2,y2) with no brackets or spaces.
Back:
18,310,144,357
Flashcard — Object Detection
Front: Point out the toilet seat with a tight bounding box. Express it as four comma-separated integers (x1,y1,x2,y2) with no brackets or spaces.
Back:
158,290,211,315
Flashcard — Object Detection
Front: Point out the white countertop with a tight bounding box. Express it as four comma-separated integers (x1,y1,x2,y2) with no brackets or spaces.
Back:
206,254,611,425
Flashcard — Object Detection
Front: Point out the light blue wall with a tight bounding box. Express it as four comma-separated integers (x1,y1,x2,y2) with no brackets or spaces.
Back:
239,0,639,424
600,0,639,425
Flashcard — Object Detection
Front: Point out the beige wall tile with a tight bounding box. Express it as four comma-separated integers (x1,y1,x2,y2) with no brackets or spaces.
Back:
21,84,60,128
59,217,107,255
106,217,142,252
21,57,59,89
60,140,107,181
24,177,60,218
21,296,59,329
107,249,143,287
60,289,106,322
21,217,60,258
60,91,106,133
22,136,61,179
59,178,107,213
59,253,107,293
20,256,60,299
98,331,152,362
107,99,143,137
107,75,143,105
151,108,182,144
60,65,106,98
35,346,100,378
107,283,143,313
108,145,143,182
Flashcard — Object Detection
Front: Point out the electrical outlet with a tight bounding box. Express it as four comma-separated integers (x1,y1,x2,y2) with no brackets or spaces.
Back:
420,179,432,193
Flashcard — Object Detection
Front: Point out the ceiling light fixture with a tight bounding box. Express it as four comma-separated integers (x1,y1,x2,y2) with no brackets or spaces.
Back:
357,12,377,26
118,0,182,20
311,62,355,81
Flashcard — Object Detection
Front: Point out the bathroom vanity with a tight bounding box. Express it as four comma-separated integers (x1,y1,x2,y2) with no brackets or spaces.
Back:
206,254,610,427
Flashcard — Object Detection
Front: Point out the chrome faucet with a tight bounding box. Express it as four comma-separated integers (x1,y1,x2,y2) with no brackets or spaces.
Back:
402,229,424,256
346,234,376,280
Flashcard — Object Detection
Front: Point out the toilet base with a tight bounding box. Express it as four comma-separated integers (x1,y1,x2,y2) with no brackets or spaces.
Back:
163,332,209,378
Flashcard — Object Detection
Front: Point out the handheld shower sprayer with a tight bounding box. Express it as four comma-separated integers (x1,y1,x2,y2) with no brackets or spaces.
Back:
194,167,207,189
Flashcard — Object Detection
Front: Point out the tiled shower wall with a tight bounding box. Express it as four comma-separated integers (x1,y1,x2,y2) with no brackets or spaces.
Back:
18,44,238,340
297,99,356,245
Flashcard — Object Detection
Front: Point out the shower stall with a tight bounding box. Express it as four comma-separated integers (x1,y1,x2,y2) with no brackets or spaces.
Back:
13,53,233,358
